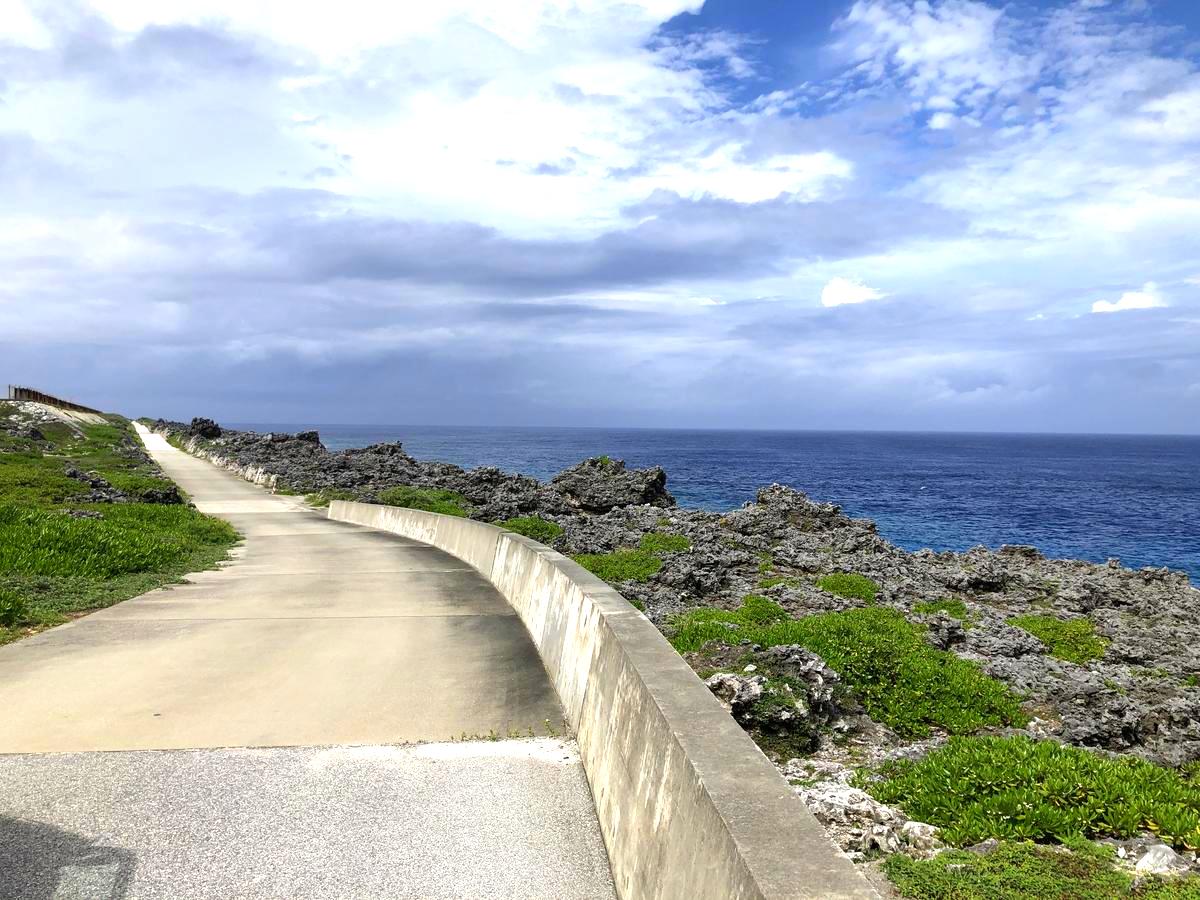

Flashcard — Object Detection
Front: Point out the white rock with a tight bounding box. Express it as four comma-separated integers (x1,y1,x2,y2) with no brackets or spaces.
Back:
900,820,941,853
1136,844,1187,876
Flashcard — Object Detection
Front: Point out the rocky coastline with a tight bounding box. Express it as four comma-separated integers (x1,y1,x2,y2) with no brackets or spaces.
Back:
151,417,1200,885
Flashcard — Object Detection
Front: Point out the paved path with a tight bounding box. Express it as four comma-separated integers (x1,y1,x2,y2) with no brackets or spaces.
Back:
0,424,615,898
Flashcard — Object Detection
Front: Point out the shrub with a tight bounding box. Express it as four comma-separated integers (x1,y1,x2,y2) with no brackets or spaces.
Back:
638,532,690,553
914,598,969,620
0,587,29,628
883,839,1136,900
376,485,470,517
1008,614,1108,664
572,529,692,584
500,516,563,543
671,600,1023,737
816,572,879,602
866,735,1200,849
305,489,359,508
573,549,661,583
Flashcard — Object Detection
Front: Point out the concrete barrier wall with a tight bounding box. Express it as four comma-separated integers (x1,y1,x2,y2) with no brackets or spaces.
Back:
329,501,876,900
6,385,105,415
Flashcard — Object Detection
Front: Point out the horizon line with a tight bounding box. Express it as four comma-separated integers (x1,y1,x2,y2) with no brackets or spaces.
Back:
216,420,1200,440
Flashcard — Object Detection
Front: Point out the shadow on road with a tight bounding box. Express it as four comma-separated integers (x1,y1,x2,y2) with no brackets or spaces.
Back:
0,816,135,900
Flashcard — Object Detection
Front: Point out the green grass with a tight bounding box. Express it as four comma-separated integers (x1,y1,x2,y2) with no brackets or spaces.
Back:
0,408,239,644
573,549,662,583
0,586,28,628
376,485,471,517
914,598,969,619
671,599,1022,737
499,516,563,543
0,505,235,578
1008,614,1109,664
304,488,359,508
865,734,1200,849
572,531,692,584
884,839,1200,900
815,572,879,602
0,453,84,505
638,532,690,553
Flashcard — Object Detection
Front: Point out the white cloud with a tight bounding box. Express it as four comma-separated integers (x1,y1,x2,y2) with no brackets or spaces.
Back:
836,0,1039,116
821,277,885,307
928,111,956,130
9,0,831,238
1123,82,1200,143
1091,282,1168,314
0,0,52,47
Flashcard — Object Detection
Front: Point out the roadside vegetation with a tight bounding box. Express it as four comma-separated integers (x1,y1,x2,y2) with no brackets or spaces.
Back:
573,531,692,583
499,515,563,543
671,597,1022,737
0,403,238,644
864,734,1200,849
377,485,471,517
304,488,359,508
885,839,1200,900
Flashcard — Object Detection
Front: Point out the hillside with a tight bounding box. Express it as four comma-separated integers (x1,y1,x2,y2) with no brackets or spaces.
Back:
0,402,238,644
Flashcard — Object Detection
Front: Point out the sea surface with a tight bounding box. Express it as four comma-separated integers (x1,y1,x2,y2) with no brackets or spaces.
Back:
235,424,1200,583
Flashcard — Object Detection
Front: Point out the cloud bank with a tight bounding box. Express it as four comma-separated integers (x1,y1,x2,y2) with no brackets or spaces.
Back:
0,0,1197,432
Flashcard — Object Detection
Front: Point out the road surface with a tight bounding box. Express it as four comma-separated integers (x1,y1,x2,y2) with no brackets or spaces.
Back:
0,423,614,899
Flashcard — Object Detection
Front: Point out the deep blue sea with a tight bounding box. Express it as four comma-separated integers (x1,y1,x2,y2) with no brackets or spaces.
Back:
236,425,1200,583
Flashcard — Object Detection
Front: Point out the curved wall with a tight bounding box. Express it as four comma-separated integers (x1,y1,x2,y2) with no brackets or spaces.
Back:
328,501,877,900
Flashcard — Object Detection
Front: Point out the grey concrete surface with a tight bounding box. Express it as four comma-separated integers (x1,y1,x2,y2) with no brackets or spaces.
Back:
0,425,566,753
0,738,615,899
0,426,615,899
330,500,879,900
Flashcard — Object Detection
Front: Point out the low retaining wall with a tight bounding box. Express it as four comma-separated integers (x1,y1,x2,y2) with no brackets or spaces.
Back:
328,501,877,900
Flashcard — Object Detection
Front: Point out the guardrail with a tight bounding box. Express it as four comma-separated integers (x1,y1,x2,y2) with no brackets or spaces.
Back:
5,385,104,415
327,500,878,900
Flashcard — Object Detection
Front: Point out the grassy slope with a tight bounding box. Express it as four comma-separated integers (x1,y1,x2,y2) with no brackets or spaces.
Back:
0,402,239,644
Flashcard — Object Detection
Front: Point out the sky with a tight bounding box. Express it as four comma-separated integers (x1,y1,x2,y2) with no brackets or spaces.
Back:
1,0,1198,432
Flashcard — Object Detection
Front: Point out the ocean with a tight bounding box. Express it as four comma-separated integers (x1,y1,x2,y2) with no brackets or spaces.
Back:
235,424,1200,583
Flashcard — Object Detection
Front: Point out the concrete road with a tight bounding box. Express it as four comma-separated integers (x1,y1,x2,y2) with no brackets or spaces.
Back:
0,424,615,898
0,739,612,900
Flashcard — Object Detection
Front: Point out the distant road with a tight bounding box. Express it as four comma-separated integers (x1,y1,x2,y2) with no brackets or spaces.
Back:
0,423,614,898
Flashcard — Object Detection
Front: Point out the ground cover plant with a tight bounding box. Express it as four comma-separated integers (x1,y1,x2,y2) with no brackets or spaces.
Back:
884,839,1200,900
816,572,879,602
1008,613,1109,664
671,597,1023,737
0,404,238,644
573,548,662,582
304,488,360,508
638,531,690,553
572,530,692,583
376,485,471,517
913,598,969,620
499,515,563,543
865,734,1200,849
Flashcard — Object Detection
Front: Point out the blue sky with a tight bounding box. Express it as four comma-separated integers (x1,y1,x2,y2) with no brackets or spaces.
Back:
1,0,1198,432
